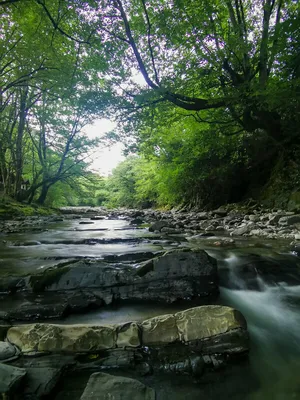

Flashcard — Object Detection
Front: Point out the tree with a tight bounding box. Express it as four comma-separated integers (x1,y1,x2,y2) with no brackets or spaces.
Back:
2,0,299,141
26,93,101,205
0,1,112,204
105,157,140,208
1,0,299,208
103,0,299,143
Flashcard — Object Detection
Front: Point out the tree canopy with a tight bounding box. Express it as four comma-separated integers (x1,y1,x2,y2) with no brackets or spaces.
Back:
0,0,299,208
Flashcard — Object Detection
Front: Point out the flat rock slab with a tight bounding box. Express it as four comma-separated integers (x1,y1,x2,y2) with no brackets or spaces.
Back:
0,362,26,395
0,250,219,321
80,372,155,400
6,306,248,354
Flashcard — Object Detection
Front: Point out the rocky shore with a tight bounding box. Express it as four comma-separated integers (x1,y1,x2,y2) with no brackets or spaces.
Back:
1,203,300,241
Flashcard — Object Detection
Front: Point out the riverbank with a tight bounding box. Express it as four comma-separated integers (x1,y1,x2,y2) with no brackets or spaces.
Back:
58,204,300,241
0,196,54,219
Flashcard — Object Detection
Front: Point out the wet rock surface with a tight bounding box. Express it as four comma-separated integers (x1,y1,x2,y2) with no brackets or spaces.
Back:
6,306,248,354
2,305,248,398
0,249,218,322
80,372,155,400
0,340,20,362
0,362,26,397
10,354,74,399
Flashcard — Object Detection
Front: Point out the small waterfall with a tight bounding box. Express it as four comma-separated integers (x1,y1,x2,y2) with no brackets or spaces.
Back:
219,251,300,399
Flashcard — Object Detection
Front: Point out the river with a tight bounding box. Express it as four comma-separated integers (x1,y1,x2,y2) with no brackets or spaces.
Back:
1,211,300,399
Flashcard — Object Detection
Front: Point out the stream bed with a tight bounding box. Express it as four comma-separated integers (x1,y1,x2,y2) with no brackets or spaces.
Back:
1,210,300,399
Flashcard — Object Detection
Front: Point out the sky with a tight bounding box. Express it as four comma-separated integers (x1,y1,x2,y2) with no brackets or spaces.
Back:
84,118,125,176
83,71,146,176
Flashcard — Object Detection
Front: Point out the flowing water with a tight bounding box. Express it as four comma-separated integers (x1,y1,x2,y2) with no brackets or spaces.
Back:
219,253,300,400
1,213,300,399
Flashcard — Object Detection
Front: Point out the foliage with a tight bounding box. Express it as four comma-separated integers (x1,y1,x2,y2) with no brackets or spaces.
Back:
1,0,299,209
0,1,111,204
104,157,140,208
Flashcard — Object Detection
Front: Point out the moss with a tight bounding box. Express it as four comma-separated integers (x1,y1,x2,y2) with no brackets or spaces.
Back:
0,196,55,219
29,266,70,293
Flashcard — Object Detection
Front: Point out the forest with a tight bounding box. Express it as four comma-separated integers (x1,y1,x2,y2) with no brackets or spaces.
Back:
0,0,299,210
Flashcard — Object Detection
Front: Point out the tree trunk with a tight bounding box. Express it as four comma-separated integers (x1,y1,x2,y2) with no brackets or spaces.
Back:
14,87,28,201
36,183,49,205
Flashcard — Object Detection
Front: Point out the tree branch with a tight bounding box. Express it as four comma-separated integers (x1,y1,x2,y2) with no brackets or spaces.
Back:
259,0,272,87
114,0,225,112
0,0,23,5
35,0,91,44
268,0,283,73
140,0,160,85
113,0,159,90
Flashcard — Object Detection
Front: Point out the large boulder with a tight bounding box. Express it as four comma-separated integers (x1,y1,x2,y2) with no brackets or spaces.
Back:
141,314,179,345
0,250,218,321
130,249,219,303
278,214,300,226
80,373,155,400
5,306,249,380
148,220,172,232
